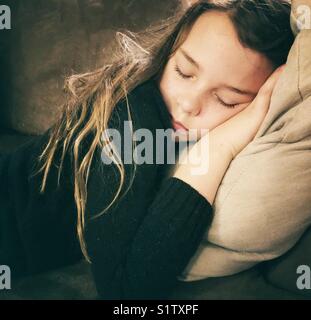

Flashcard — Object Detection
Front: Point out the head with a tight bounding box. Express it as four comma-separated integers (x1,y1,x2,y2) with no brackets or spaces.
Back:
158,0,294,140
36,0,294,261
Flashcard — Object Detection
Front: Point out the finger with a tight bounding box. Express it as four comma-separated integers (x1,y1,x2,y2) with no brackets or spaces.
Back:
258,64,286,96
252,65,286,112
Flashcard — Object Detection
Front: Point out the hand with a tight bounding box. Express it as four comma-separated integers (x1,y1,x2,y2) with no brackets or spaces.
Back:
213,65,285,158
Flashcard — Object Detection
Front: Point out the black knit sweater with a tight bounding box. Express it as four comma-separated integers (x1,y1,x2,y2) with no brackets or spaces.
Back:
0,77,213,299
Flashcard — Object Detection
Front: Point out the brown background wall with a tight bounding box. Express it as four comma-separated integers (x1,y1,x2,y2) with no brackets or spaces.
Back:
0,0,181,135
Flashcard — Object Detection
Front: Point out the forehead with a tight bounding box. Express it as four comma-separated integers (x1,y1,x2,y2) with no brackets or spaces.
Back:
178,11,273,90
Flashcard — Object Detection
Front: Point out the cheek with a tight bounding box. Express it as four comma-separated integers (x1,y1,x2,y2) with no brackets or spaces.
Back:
198,104,247,130
160,68,183,109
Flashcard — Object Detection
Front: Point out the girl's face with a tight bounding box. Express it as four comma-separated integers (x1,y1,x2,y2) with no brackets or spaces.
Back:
158,11,275,141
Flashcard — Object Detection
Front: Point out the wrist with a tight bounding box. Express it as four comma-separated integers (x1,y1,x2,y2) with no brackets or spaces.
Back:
172,131,233,204
209,127,236,160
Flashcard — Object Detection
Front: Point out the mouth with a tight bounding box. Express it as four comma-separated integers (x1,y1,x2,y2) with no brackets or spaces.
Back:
170,115,189,132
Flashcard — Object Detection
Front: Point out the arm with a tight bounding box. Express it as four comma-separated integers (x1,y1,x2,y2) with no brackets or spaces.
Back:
85,169,213,300
173,131,233,204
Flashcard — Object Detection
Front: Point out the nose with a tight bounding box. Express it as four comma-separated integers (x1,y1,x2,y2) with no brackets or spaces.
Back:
177,96,202,117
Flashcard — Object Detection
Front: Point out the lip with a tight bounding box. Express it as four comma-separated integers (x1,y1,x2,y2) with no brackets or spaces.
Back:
170,115,189,131
173,121,189,132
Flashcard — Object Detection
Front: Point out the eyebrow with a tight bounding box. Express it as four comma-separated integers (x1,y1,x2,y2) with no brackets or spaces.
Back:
179,47,201,69
179,47,257,97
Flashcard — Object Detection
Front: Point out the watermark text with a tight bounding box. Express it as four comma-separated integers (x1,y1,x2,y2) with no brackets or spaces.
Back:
0,265,11,290
0,5,11,30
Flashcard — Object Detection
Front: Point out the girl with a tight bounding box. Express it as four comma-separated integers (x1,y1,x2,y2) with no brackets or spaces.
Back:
0,1,294,299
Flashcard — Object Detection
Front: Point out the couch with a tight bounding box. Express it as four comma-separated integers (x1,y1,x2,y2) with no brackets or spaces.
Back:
0,0,310,300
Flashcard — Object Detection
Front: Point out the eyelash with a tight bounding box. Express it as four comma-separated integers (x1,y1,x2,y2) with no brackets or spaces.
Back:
174,65,238,109
215,96,238,109
174,65,192,79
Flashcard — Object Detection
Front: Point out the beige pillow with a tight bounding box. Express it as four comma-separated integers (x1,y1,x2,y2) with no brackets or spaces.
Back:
178,1,311,281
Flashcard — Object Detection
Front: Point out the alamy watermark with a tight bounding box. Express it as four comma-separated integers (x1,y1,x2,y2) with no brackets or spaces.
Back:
0,265,11,290
296,5,311,31
100,121,210,175
0,4,310,32
296,265,311,290
0,5,11,30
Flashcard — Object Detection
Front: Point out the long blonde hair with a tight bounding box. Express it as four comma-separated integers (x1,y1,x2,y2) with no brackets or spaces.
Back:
34,1,293,262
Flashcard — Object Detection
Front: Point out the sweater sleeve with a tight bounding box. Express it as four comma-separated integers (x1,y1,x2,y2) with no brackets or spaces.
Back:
129,177,214,299
86,173,213,300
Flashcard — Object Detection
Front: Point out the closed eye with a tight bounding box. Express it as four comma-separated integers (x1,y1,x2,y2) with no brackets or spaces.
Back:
174,66,243,109
174,65,193,80
214,94,238,109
